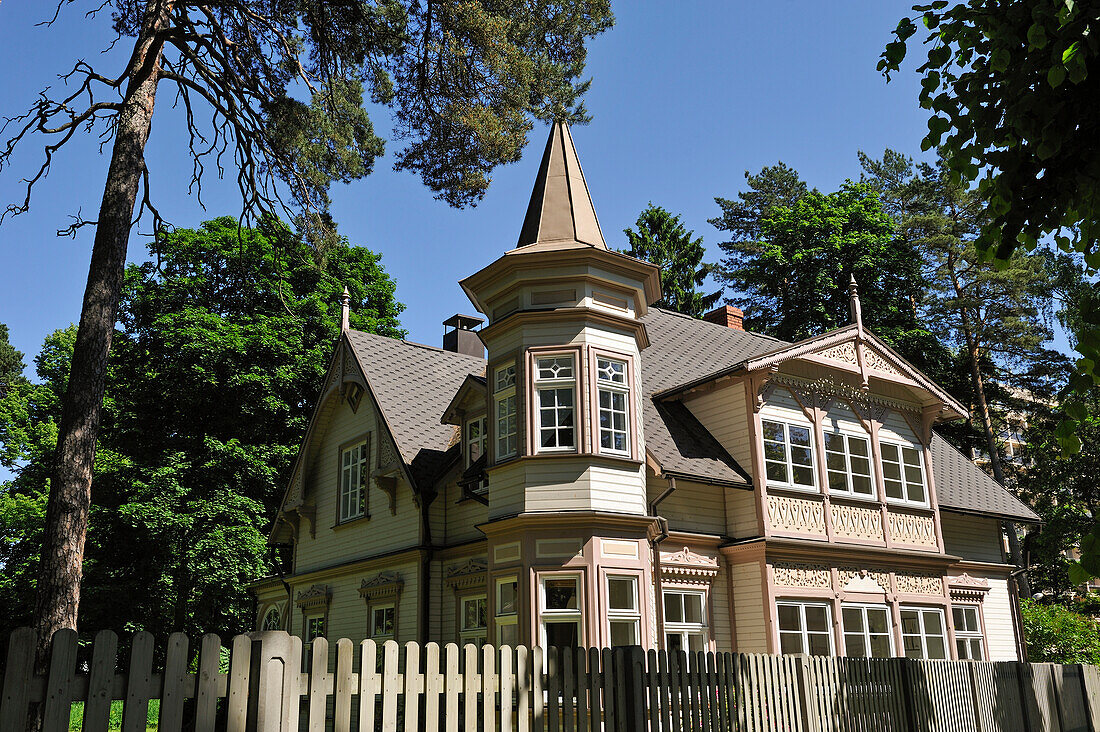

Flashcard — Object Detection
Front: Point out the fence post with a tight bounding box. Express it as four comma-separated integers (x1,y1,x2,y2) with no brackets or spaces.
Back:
247,630,303,732
624,647,646,732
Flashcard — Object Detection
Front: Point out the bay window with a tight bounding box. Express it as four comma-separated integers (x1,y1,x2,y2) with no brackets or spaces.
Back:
596,357,630,455
841,604,893,658
900,606,947,659
777,601,834,656
494,364,518,460
539,574,583,648
952,605,985,660
825,431,874,497
881,443,927,504
762,420,816,489
663,589,708,653
607,575,641,647
339,438,369,522
495,576,519,646
534,356,576,451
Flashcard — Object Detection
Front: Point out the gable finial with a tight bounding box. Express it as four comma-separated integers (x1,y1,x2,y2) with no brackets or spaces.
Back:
340,286,351,332
848,275,863,332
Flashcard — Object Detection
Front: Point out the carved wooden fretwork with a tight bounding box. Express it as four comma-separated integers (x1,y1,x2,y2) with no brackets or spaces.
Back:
770,373,919,415
816,341,860,367
895,573,944,595
445,558,488,592
296,504,317,539
754,381,777,413
295,584,332,610
661,546,720,580
372,472,399,515
378,433,400,470
772,562,831,589
841,569,887,594
767,495,826,535
830,503,883,541
947,573,991,601
837,567,890,591
359,571,404,603
862,346,902,376
888,511,938,548
285,468,304,509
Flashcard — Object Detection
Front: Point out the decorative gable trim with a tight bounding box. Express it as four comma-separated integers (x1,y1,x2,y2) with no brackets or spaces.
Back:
295,584,332,611
445,558,488,592
947,572,991,602
359,571,404,603
661,546,720,581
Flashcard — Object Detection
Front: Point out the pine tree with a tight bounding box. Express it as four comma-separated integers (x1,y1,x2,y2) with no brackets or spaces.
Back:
621,204,719,317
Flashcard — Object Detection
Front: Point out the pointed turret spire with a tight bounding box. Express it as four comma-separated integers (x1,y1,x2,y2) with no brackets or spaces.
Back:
848,275,863,332
340,286,351,331
516,121,606,250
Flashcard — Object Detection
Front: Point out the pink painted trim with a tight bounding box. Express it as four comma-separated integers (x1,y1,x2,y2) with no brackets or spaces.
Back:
586,345,640,461
524,345,585,457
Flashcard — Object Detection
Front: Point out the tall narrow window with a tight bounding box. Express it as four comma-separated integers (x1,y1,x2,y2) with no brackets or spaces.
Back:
340,439,369,522
762,420,816,489
466,416,486,465
607,575,641,647
596,357,630,455
306,615,326,643
900,606,947,659
953,605,985,660
539,574,583,648
460,595,488,647
881,443,927,504
841,604,893,658
262,607,282,631
534,356,576,451
495,576,519,646
494,364,518,460
663,589,708,653
777,601,834,656
371,603,395,641
825,432,874,497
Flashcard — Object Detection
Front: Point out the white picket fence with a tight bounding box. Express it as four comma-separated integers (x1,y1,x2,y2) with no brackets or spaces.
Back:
4,627,1100,731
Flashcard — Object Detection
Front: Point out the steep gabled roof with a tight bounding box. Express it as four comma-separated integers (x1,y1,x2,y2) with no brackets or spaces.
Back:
344,330,485,489
516,121,606,250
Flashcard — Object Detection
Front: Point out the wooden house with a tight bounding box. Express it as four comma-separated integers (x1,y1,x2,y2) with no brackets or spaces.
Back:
253,122,1038,662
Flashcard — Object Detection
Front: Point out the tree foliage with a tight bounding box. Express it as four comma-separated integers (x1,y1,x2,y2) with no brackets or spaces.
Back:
1020,599,1100,664
0,217,404,638
621,204,719,317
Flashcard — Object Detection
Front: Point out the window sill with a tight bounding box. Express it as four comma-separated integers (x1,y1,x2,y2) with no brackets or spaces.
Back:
884,500,933,513
331,514,372,531
828,491,880,505
766,483,821,496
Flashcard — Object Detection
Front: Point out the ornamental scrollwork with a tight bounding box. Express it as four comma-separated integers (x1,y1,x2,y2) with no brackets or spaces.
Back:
772,562,831,589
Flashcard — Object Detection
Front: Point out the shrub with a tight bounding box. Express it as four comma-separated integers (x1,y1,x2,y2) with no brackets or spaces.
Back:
1020,599,1100,664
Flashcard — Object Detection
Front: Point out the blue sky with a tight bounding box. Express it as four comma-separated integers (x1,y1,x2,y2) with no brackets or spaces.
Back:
1,1,941,368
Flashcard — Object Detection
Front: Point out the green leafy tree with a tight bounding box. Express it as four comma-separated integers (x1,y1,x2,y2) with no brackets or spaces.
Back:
1020,599,1100,664
0,217,404,639
711,168,927,347
0,324,22,392
0,0,611,656
621,204,720,317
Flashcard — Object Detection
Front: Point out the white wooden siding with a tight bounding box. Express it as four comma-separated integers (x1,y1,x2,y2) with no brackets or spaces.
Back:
759,387,811,426
730,560,768,653
726,488,758,538
942,513,1005,564
878,409,920,445
651,477,725,536
823,401,867,436
982,576,1018,661
711,564,733,653
682,381,753,475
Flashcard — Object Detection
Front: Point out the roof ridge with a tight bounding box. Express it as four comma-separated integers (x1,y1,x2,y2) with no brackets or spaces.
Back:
348,328,487,363
649,306,785,344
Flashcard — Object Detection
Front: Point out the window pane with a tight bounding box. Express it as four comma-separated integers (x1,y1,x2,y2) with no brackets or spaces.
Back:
789,426,811,447
780,633,804,654
867,609,890,634
844,634,867,657
766,461,789,483
924,610,943,635
684,594,704,624
903,636,923,659
852,475,873,494
497,581,517,615
688,634,706,653
880,444,899,463
666,633,683,653
824,432,844,451
808,633,832,656
805,606,829,632
777,605,801,631
544,578,578,610
791,446,813,466
901,610,920,635
663,593,683,623
545,621,579,648
793,466,815,486
869,635,892,658
826,451,846,471
849,438,869,457
499,623,518,647
926,636,946,659
608,577,637,611
610,620,638,647
885,480,904,500
763,443,785,461
762,421,785,442
842,608,864,632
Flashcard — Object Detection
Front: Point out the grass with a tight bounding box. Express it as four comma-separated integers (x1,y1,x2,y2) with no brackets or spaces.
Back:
69,699,159,731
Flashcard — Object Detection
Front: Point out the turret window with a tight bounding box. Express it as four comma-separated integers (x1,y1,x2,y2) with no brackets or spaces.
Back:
535,355,576,451
596,357,630,455
494,364,517,460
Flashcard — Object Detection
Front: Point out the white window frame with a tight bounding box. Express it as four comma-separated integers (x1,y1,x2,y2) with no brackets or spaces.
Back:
460,594,488,647
662,588,709,654
824,430,875,499
494,364,518,460
900,606,948,660
538,573,584,649
776,600,835,656
761,419,817,490
339,439,369,522
370,602,396,642
606,574,641,647
841,603,894,659
465,415,487,466
880,441,929,506
595,356,631,456
533,355,577,453
261,606,283,631
495,576,519,646
952,604,985,661
305,615,326,644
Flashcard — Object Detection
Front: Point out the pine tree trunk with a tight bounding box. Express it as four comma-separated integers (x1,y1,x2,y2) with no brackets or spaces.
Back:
32,0,171,670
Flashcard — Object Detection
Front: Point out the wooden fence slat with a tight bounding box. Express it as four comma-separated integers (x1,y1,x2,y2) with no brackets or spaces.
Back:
533,647,544,732
601,648,616,732
194,633,222,729
547,647,560,732
629,647,647,732
500,646,514,732
425,642,443,732
464,644,480,732
360,639,382,732
306,637,330,732
444,643,460,732
1,627,36,731
481,644,496,732
575,645,588,732
517,646,531,732
405,641,422,732
382,640,402,732
41,628,78,732
157,632,190,732
80,629,117,732
225,634,250,732
333,638,356,732
121,630,155,732
646,649,660,732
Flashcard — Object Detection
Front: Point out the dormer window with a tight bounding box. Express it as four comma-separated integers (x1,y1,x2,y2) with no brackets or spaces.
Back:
596,357,630,455
881,442,927,505
534,355,576,452
762,420,815,489
465,416,486,466
824,432,874,498
494,364,517,460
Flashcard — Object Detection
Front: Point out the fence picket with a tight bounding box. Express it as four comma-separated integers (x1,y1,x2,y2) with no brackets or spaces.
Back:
121,631,155,732
193,633,222,729
501,646,515,732
547,647,560,732
333,638,356,732
405,641,422,732
587,647,601,732
575,645,588,732
425,642,443,732
81,629,117,732
360,639,382,732
482,644,497,732
157,632,190,732
562,646,574,732
533,647,544,732
225,634,250,732
382,640,402,732
517,646,531,732
464,644,481,732
41,628,78,732
444,643,460,732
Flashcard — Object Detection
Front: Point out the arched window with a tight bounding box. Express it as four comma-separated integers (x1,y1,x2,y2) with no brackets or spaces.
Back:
262,606,283,631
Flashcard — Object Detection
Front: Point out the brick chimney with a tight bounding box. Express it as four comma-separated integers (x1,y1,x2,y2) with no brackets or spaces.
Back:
703,305,744,331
